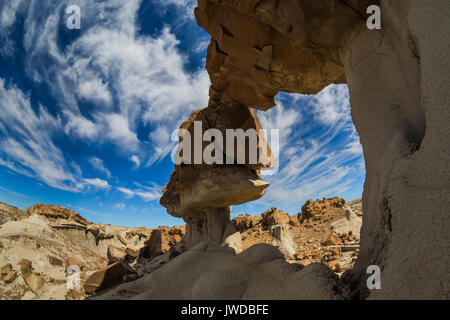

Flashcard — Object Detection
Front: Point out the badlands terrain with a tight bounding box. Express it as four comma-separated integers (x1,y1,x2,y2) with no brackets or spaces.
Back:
0,198,362,300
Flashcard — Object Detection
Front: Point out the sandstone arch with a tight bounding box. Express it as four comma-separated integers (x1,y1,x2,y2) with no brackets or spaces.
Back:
157,0,449,299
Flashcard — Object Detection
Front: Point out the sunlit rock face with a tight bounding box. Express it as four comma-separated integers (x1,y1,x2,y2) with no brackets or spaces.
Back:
158,0,449,299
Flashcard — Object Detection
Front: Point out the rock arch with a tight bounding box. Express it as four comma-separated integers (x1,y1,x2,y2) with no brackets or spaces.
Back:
157,0,449,299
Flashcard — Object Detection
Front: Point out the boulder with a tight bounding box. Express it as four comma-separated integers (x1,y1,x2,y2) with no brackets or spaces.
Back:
4,271,17,284
322,235,341,246
125,246,140,260
140,227,185,258
83,262,136,293
1,263,12,275
107,245,126,264
116,233,127,246
23,273,45,293
270,225,296,258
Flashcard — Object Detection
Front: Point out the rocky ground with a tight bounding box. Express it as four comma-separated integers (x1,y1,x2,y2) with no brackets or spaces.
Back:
234,198,362,274
0,197,361,300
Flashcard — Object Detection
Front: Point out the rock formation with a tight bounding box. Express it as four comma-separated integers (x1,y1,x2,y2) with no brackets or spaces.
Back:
156,0,448,299
160,100,275,248
92,197,362,299
0,202,184,300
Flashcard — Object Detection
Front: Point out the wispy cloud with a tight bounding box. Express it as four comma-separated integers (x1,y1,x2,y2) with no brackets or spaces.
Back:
116,182,162,202
0,186,28,199
0,0,209,195
253,85,365,210
89,157,111,178
82,178,110,190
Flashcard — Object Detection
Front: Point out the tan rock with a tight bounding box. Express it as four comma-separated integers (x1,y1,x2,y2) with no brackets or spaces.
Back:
18,286,27,298
125,246,140,260
322,235,341,246
27,203,89,225
83,262,136,293
4,271,17,283
299,198,346,222
23,273,45,293
116,233,127,246
288,215,300,227
18,259,32,274
107,245,126,264
65,257,84,270
1,263,12,275
141,226,185,258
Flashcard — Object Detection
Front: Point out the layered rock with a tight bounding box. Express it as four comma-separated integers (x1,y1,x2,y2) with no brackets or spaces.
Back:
27,204,89,226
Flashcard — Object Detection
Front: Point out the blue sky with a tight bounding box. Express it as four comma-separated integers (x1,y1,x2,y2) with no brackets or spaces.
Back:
0,0,365,227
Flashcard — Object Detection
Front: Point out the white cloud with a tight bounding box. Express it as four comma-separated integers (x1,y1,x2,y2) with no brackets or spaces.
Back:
117,183,162,202
310,84,352,125
135,190,160,202
253,85,365,209
153,0,197,21
0,78,80,191
117,187,135,198
102,113,139,151
82,178,110,189
7,0,210,164
130,155,140,168
115,203,125,210
64,112,99,140
89,157,112,178
78,78,112,105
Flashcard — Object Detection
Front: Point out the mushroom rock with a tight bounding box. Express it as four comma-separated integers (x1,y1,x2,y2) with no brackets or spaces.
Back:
160,102,274,248
156,0,449,299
